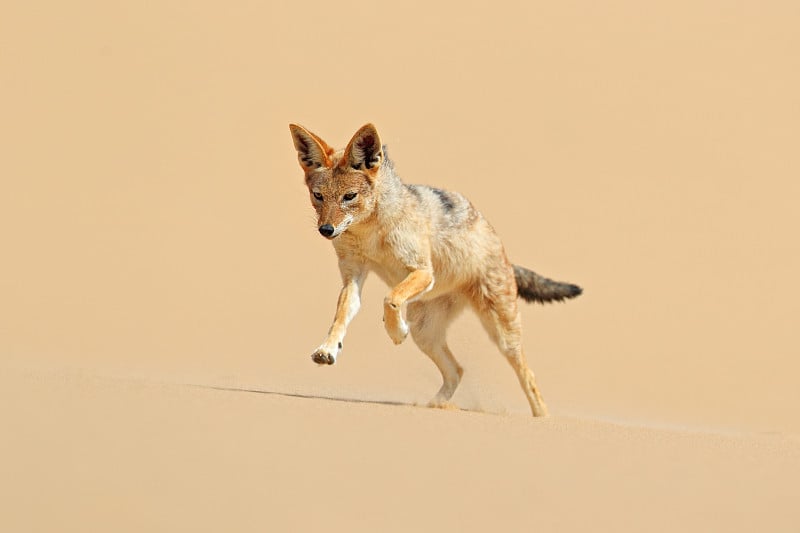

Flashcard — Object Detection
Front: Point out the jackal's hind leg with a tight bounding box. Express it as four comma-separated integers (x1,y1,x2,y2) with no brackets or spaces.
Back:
476,295,548,417
407,298,463,409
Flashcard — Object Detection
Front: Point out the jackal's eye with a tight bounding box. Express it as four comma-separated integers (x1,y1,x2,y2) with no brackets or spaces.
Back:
343,192,358,202
312,192,323,201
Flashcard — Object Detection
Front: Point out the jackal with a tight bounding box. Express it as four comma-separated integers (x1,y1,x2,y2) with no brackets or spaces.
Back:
289,123,581,416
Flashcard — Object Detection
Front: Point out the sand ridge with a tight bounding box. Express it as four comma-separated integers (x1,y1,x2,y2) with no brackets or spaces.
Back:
2,0,799,530
3,366,799,532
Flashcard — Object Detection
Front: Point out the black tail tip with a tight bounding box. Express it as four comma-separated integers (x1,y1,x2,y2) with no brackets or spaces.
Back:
517,282,583,304
547,283,583,303
566,284,583,298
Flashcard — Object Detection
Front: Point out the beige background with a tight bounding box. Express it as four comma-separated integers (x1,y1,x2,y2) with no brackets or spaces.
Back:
2,1,799,531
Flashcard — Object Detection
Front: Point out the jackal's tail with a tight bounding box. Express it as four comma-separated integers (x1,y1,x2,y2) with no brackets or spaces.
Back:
513,265,583,304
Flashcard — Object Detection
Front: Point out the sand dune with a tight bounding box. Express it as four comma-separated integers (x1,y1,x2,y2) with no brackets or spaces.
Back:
2,0,799,531
3,366,799,532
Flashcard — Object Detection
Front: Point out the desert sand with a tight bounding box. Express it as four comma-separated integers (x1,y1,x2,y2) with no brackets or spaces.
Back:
2,1,799,531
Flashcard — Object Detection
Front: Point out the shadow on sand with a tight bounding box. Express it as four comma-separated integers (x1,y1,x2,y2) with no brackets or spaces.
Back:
187,383,414,409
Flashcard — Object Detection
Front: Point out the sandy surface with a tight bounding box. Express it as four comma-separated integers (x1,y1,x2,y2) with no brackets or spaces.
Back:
3,365,799,532
2,1,799,531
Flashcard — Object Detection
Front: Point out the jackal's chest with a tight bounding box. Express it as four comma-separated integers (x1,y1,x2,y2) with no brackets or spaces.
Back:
362,244,409,286
337,231,410,286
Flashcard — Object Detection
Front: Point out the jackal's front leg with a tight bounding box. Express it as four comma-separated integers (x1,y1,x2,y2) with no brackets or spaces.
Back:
383,269,434,345
312,269,365,365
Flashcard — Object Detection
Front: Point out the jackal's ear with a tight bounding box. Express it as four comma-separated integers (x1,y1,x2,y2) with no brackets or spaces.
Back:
289,124,334,171
343,123,383,172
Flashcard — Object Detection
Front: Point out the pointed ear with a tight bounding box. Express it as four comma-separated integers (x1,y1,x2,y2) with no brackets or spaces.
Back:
342,123,383,171
289,124,334,170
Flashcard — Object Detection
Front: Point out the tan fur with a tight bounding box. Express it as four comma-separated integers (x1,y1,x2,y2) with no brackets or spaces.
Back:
289,123,582,417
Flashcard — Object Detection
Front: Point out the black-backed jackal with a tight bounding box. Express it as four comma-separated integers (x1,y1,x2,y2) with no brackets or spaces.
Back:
289,123,581,416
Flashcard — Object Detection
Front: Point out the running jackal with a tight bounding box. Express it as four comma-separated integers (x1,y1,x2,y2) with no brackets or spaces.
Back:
289,123,581,416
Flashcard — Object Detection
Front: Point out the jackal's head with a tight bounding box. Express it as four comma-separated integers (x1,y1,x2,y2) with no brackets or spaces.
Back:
289,123,384,240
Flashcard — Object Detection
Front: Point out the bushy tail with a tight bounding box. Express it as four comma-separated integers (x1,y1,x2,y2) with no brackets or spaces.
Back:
513,265,583,304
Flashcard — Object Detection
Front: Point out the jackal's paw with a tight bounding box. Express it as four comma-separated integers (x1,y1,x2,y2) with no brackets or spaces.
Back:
311,343,341,365
383,315,409,345
383,299,408,345
427,399,458,411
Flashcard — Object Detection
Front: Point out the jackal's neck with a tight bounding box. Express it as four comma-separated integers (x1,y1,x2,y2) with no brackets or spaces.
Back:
374,162,409,219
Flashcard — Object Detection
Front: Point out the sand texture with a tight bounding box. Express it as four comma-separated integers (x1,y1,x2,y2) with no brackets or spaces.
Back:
2,1,799,531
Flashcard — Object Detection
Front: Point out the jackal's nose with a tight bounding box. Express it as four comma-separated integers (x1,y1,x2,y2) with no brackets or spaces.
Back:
318,224,335,238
